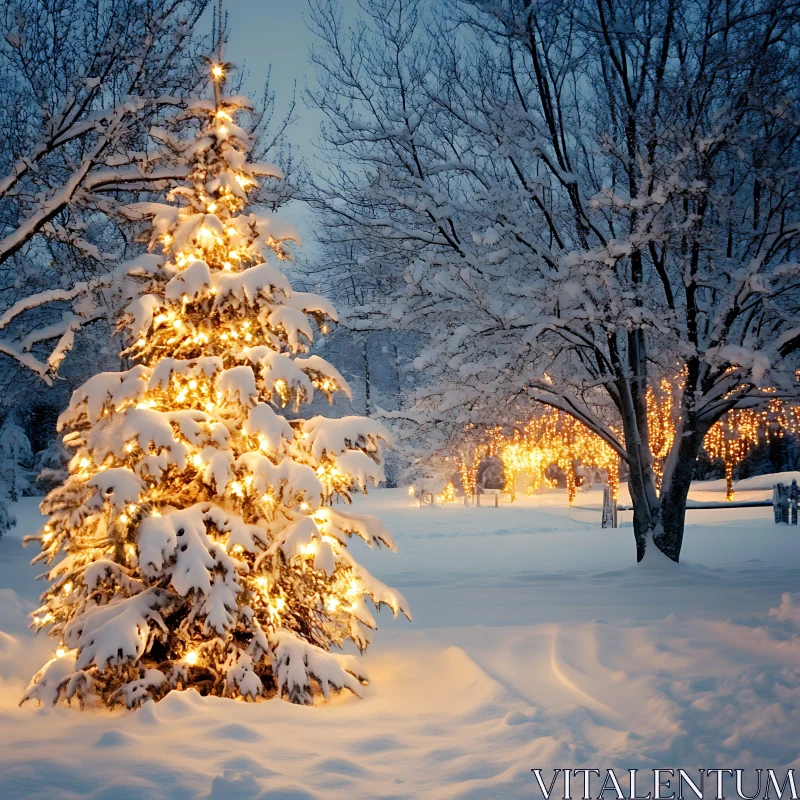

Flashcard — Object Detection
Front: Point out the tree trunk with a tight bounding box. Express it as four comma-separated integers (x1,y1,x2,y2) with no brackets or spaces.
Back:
619,405,658,562
610,331,660,562
725,461,734,501
654,422,708,562
627,461,654,561
362,341,371,417
768,424,784,472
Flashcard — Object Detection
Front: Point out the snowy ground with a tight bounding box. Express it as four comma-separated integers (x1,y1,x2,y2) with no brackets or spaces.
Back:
1,483,799,799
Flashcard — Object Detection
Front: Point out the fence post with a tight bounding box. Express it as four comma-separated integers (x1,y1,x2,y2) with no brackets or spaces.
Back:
602,486,617,529
495,492,499,508
783,484,790,524
774,483,790,524
793,481,799,526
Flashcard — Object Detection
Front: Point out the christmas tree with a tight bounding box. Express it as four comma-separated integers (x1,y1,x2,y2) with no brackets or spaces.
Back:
22,63,409,708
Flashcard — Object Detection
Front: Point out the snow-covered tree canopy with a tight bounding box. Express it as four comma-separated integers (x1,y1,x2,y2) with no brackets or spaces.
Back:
22,71,409,709
307,0,800,562
0,0,212,379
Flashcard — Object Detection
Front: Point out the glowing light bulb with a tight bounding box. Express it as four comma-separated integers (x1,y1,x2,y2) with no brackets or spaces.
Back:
300,502,310,511
326,597,340,613
56,648,66,658
211,64,224,80
63,582,73,595
184,651,199,666
256,576,268,589
80,457,91,469
119,514,129,525
125,442,135,453
188,380,198,390
127,504,137,514
274,598,286,610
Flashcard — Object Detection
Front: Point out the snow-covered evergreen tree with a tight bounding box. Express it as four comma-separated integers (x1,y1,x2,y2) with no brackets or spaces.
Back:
33,439,72,494
22,65,409,709
0,413,34,500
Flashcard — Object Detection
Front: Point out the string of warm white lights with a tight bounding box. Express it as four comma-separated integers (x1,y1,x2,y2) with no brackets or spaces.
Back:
450,390,797,506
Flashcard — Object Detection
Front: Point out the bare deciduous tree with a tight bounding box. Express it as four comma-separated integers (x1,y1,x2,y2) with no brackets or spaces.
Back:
308,0,800,562
0,0,210,377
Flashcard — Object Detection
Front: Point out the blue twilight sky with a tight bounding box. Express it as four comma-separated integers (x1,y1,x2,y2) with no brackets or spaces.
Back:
210,0,359,259
220,0,343,162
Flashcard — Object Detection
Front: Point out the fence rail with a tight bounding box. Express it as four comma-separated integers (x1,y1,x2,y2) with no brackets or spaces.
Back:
602,480,799,528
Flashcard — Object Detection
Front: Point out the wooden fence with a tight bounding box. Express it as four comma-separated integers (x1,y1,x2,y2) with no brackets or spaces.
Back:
601,480,799,528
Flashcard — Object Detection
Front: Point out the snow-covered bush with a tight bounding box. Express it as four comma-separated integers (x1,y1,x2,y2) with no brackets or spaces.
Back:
477,456,504,491
22,73,409,709
0,482,16,540
34,440,72,494
0,416,34,499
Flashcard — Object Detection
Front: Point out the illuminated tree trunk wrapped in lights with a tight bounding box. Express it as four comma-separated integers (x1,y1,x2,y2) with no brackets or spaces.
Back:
458,445,484,498
646,380,677,491
21,71,410,709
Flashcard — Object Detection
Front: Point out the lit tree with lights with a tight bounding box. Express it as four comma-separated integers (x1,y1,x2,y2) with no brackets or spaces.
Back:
483,412,620,505
21,63,409,709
